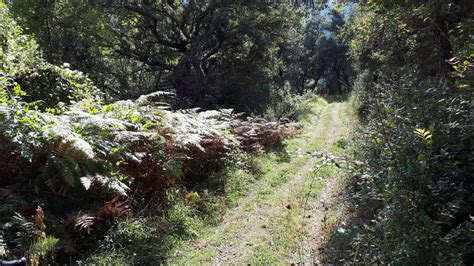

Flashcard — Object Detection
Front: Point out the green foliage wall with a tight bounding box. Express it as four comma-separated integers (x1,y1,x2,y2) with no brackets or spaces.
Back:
342,0,474,263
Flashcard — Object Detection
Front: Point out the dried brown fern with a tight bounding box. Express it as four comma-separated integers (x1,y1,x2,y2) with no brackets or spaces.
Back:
33,206,46,240
73,213,96,235
232,118,300,153
65,196,131,237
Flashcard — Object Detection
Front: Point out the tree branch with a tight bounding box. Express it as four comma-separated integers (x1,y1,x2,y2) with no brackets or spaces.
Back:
124,3,187,52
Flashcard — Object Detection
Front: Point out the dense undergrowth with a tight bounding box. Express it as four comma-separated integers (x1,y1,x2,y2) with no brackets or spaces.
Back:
0,5,311,264
321,1,474,264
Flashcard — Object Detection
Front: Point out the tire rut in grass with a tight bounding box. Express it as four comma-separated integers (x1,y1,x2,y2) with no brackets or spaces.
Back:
171,101,350,264
212,102,349,264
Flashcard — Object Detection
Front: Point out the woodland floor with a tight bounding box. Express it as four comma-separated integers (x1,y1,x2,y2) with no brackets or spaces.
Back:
170,99,353,264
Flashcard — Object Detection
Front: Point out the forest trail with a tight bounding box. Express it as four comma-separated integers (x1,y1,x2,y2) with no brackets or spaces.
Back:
171,99,352,264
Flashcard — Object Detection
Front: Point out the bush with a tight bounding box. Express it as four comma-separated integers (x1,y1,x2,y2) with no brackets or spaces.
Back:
324,1,474,264
263,83,316,121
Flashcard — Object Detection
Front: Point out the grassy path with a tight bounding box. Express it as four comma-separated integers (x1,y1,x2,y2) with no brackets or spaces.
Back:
170,99,352,264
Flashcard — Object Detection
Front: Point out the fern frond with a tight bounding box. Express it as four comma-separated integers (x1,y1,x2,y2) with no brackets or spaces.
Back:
73,213,96,235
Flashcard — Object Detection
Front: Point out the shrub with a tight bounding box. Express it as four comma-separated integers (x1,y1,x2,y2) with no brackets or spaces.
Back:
263,83,316,121
324,1,474,264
